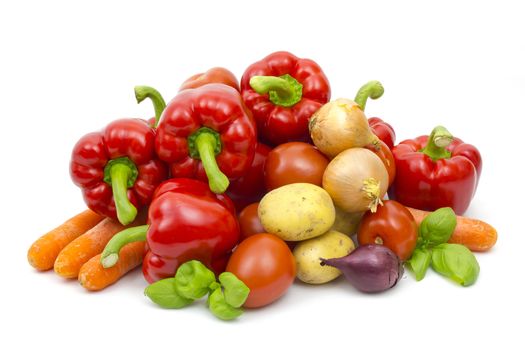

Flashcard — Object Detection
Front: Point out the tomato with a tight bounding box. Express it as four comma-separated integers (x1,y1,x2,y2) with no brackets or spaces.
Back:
264,142,329,191
238,203,265,240
366,140,396,186
357,200,417,261
226,233,296,308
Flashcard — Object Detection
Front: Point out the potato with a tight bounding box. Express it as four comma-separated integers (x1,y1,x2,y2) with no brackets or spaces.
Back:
294,230,355,284
258,183,335,241
331,206,364,236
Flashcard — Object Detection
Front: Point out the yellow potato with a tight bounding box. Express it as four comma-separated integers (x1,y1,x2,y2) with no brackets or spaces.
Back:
331,206,364,236
294,230,355,284
258,183,335,241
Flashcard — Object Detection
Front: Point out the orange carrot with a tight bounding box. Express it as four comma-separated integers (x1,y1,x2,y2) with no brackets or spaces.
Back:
54,212,146,279
78,241,146,291
407,207,498,252
27,210,104,271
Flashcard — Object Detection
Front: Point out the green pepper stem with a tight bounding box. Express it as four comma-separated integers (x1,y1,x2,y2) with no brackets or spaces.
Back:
420,126,453,161
100,225,149,268
134,86,167,128
109,163,138,225
249,74,303,107
250,76,293,98
195,132,229,194
354,80,384,111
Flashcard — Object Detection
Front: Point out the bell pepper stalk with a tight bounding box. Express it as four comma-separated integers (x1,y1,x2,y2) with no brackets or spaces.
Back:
134,85,167,128
188,127,229,194
241,51,331,145
354,80,385,111
70,87,168,225
103,158,139,225
249,74,303,107
101,178,240,283
155,84,257,194
352,80,397,149
389,126,482,215
419,126,453,161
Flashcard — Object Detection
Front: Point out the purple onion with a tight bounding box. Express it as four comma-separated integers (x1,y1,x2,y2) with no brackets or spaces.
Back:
320,244,403,293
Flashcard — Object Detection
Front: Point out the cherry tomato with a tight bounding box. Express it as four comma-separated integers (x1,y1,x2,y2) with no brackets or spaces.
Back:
366,140,396,186
264,142,329,191
227,143,271,212
357,200,417,261
226,233,296,308
238,203,265,240
368,117,396,149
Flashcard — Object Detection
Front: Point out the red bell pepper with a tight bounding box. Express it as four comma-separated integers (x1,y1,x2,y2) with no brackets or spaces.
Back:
241,51,331,145
353,80,396,149
100,178,240,283
388,126,482,215
179,67,239,91
70,86,168,225
226,142,272,211
368,117,396,149
155,84,257,194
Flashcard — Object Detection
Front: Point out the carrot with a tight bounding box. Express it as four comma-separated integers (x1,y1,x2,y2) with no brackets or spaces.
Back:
407,207,498,252
27,210,104,271
78,241,146,291
54,212,147,279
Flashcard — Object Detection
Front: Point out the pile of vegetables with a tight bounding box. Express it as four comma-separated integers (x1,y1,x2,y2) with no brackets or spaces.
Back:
27,51,498,320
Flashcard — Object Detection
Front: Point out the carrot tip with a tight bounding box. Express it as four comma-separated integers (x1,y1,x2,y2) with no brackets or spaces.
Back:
101,254,118,268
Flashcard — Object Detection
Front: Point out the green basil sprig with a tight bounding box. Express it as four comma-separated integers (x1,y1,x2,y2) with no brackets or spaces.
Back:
406,207,480,286
418,207,457,247
144,260,250,320
431,243,480,286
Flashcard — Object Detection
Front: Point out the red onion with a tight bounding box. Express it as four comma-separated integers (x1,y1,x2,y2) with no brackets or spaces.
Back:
320,244,403,293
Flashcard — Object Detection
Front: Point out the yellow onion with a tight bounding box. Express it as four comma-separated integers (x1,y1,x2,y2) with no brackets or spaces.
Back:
309,80,384,159
309,99,379,158
322,148,388,213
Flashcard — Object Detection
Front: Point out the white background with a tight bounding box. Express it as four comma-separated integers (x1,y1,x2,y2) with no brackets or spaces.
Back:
1,1,523,349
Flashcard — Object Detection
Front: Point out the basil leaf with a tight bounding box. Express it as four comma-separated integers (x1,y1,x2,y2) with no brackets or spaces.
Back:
431,243,480,286
219,272,250,308
419,207,457,246
207,288,243,321
175,260,216,300
407,248,432,281
145,278,193,309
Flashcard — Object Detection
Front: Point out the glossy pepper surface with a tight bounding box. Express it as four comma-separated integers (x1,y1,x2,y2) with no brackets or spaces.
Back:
156,83,257,194
70,87,168,225
241,51,330,145
101,178,240,283
226,142,271,211
368,117,396,149
388,126,482,215
179,67,239,91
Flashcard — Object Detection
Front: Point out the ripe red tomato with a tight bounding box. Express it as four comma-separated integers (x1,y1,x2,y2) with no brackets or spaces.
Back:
357,200,417,261
264,142,329,191
238,203,265,240
366,140,396,186
226,233,296,308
